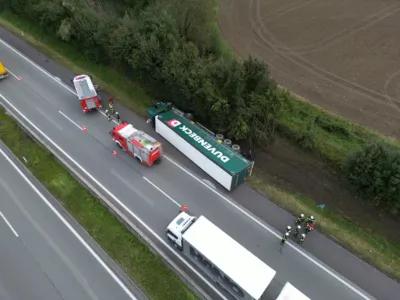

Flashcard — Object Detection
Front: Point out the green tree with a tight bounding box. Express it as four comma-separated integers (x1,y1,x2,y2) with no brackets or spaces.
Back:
129,8,180,82
10,0,39,16
106,13,138,64
344,141,400,214
245,89,285,151
167,0,214,51
243,56,276,95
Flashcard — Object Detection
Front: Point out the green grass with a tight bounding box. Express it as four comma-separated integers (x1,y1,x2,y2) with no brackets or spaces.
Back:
1,9,400,280
210,0,236,60
0,108,197,300
276,93,396,168
249,170,400,280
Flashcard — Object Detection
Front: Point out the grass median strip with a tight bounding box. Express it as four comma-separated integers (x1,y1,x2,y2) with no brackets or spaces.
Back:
0,108,197,300
1,10,400,280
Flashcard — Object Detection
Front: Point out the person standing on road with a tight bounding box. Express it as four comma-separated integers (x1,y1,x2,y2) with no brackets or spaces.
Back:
299,233,306,244
115,112,122,124
281,232,289,245
306,216,316,226
105,109,111,121
296,214,305,225
286,226,291,234
109,98,115,114
293,225,301,237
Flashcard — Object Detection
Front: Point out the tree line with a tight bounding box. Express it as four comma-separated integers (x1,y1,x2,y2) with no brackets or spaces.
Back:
7,0,287,152
5,0,400,215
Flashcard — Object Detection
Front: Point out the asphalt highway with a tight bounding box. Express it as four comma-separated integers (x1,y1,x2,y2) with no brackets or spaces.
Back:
0,27,399,300
0,142,147,300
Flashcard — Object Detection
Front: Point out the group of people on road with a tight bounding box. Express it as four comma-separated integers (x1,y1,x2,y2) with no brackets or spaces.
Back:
105,98,122,124
281,214,316,245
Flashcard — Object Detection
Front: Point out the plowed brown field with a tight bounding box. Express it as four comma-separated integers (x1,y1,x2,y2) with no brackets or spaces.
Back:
218,0,400,138
218,0,400,239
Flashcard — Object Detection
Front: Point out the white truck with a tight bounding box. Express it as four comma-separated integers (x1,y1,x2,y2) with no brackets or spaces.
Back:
166,210,276,300
276,282,311,300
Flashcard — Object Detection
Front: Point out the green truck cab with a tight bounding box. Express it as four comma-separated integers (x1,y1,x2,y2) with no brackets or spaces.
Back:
147,102,173,128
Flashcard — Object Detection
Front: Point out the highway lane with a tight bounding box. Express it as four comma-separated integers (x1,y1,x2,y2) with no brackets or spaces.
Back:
0,142,147,300
0,32,398,299
0,212,64,300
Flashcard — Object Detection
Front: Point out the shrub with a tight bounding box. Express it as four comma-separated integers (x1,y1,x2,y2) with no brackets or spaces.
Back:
343,141,400,215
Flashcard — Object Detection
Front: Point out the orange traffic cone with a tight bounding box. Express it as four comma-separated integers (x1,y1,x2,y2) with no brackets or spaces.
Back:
113,150,117,156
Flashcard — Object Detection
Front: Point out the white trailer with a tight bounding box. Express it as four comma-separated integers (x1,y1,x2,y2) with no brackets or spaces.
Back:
276,282,311,300
148,104,254,191
166,211,276,300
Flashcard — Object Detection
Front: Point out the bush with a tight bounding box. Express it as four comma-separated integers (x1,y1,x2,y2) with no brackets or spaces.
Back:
343,141,400,215
8,0,283,151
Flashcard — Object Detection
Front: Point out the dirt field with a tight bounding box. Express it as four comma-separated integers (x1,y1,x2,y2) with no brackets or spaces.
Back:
218,0,400,138
218,0,400,239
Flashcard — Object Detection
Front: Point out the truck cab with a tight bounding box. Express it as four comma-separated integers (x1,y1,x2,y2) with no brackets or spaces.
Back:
110,122,163,166
166,211,196,250
72,74,102,112
0,60,8,79
147,102,172,128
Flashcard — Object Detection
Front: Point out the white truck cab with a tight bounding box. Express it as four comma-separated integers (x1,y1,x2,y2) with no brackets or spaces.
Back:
276,282,310,300
166,211,196,250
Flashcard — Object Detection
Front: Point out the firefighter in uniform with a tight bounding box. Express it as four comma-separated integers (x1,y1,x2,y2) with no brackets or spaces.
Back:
115,112,122,124
281,232,289,245
299,233,306,244
293,225,301,237
105,109,111,121
109,98,115,114
296,214,305,225
285,226,291,234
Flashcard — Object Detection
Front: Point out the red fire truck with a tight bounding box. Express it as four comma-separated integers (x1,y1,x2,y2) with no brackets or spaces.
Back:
110,122,163,166
72,74,102,113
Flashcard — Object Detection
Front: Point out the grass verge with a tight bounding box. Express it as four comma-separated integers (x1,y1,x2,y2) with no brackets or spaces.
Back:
249,169,400,280
0,110,196,300
1,10,399,280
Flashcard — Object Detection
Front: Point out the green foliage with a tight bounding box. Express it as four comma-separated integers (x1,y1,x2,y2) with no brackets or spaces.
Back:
344,141,400,215
8,0,282,150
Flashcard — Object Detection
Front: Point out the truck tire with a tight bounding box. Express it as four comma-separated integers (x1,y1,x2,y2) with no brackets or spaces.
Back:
166,236,183,251
115,141,122,149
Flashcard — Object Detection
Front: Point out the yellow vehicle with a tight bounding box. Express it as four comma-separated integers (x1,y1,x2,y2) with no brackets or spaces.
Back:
0,61,8,79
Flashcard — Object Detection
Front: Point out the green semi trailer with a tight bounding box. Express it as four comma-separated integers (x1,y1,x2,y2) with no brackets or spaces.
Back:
147,102,254,191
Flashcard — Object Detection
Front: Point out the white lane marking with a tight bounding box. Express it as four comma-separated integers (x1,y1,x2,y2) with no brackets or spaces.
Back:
0,93,226,300
0,38,372,299
0,176,100,299
143,177,181,207
5,68,20,80
0,39,77,95
59,110,83,130
203,179,216,189
35,108,63,131
0,146,138,300
164,154,371,299
99,109,119,124
0,146,139,299
0,210,19,237
111,170,155,206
